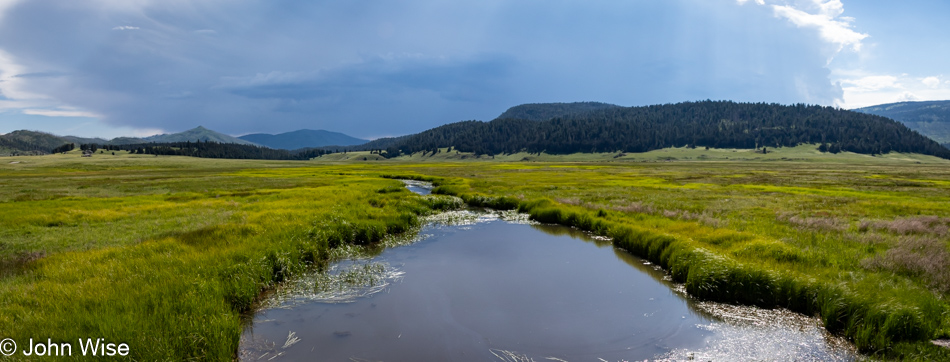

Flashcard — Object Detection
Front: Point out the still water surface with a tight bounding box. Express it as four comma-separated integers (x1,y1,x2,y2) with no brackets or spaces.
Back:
240,185,859,361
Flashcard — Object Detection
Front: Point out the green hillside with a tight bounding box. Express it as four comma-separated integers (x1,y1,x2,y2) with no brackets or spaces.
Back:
384,101,950,159
495,101,621,121
143,126,257,145
854,100,950,144
0,130,72,155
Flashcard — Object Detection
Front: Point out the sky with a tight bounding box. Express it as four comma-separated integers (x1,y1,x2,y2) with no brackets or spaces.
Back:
0,0,948,140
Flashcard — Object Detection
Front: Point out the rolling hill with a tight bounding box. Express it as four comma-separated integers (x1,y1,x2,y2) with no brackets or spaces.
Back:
238,129,367,150
0,130,72,155
382,101,950,159
0,126,257,155
495,101,621,121
141,126,257,145
854,100,950,144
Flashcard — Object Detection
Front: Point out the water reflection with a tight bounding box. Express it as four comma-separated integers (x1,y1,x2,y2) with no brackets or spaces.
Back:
240,212,860,361
401,179,433,195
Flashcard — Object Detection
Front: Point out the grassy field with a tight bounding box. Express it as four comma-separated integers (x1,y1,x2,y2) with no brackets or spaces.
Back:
2,148,950,360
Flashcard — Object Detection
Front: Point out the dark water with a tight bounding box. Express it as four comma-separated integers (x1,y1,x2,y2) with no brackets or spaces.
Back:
239,182,859,361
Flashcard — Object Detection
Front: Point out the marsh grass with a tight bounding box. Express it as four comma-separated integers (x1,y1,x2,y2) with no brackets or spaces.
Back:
862,236,950,293
0,155,465,360
5,153,950,359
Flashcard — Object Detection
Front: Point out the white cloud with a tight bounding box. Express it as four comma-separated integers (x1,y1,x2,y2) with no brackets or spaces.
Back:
922,76,941,88
840,75,900,92
837,72,950,109
0,49,51,102
736,0,765,5
23,108,101,118
771,0,868,52
111,26,139,31
895,91,920,102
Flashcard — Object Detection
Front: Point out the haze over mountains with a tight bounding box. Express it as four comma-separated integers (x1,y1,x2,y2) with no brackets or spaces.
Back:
855,100,950,146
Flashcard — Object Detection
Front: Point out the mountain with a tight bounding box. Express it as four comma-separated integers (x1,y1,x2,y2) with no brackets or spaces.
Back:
62,135,109,145
143,126,257,145
1,130,72,150
496,101,621,121
0,130,73,155
383,100,950,159
854,100,950,144
238,129,367,150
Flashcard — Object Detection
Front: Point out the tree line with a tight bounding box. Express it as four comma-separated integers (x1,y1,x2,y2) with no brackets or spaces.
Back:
382,101,950,159
88,140,334,160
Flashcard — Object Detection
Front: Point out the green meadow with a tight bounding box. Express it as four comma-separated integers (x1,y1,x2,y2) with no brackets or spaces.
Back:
2,147,950,360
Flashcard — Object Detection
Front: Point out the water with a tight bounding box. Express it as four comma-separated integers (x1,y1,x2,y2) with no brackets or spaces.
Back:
238,183,860,361
401,179,432,195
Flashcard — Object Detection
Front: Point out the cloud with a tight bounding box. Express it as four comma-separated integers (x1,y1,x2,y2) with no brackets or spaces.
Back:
841,75,900,92
0,0,854,137
922,76,941,88
895,91,920,102
23,108,101,118
220,54,515,103
837,72,950,108
770,0,868,52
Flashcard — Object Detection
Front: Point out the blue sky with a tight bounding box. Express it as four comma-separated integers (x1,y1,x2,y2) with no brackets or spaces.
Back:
0,0,947,139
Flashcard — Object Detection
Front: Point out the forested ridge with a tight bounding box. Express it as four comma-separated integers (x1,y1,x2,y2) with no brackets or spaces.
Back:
495,101,620,121
383,101,950,159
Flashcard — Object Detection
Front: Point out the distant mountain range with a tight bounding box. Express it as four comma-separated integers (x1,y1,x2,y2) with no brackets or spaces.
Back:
0,126,371,155
238,129,367,150
854,100,950,146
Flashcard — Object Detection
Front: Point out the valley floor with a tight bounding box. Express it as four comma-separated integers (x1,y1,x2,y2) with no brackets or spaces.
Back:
1,151,950,360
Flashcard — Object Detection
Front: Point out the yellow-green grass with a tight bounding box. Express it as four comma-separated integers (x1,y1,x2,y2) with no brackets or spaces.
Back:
3,151,950,359
0,153,460,360
377,160,950,358
316,144,950,164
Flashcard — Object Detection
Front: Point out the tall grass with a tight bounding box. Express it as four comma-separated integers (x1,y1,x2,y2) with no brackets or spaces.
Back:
4,153,950,359
0,156,459,360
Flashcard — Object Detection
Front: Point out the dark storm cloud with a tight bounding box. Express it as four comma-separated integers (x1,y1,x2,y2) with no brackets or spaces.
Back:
0,0,850,138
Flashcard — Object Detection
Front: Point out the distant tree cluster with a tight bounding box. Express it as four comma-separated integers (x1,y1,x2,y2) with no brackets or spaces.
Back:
86,140,335,160
51,143,76,153
383,101,950,159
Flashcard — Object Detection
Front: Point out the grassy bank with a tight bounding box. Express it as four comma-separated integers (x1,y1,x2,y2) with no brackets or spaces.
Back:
0,154,460,360
3,152,950,359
